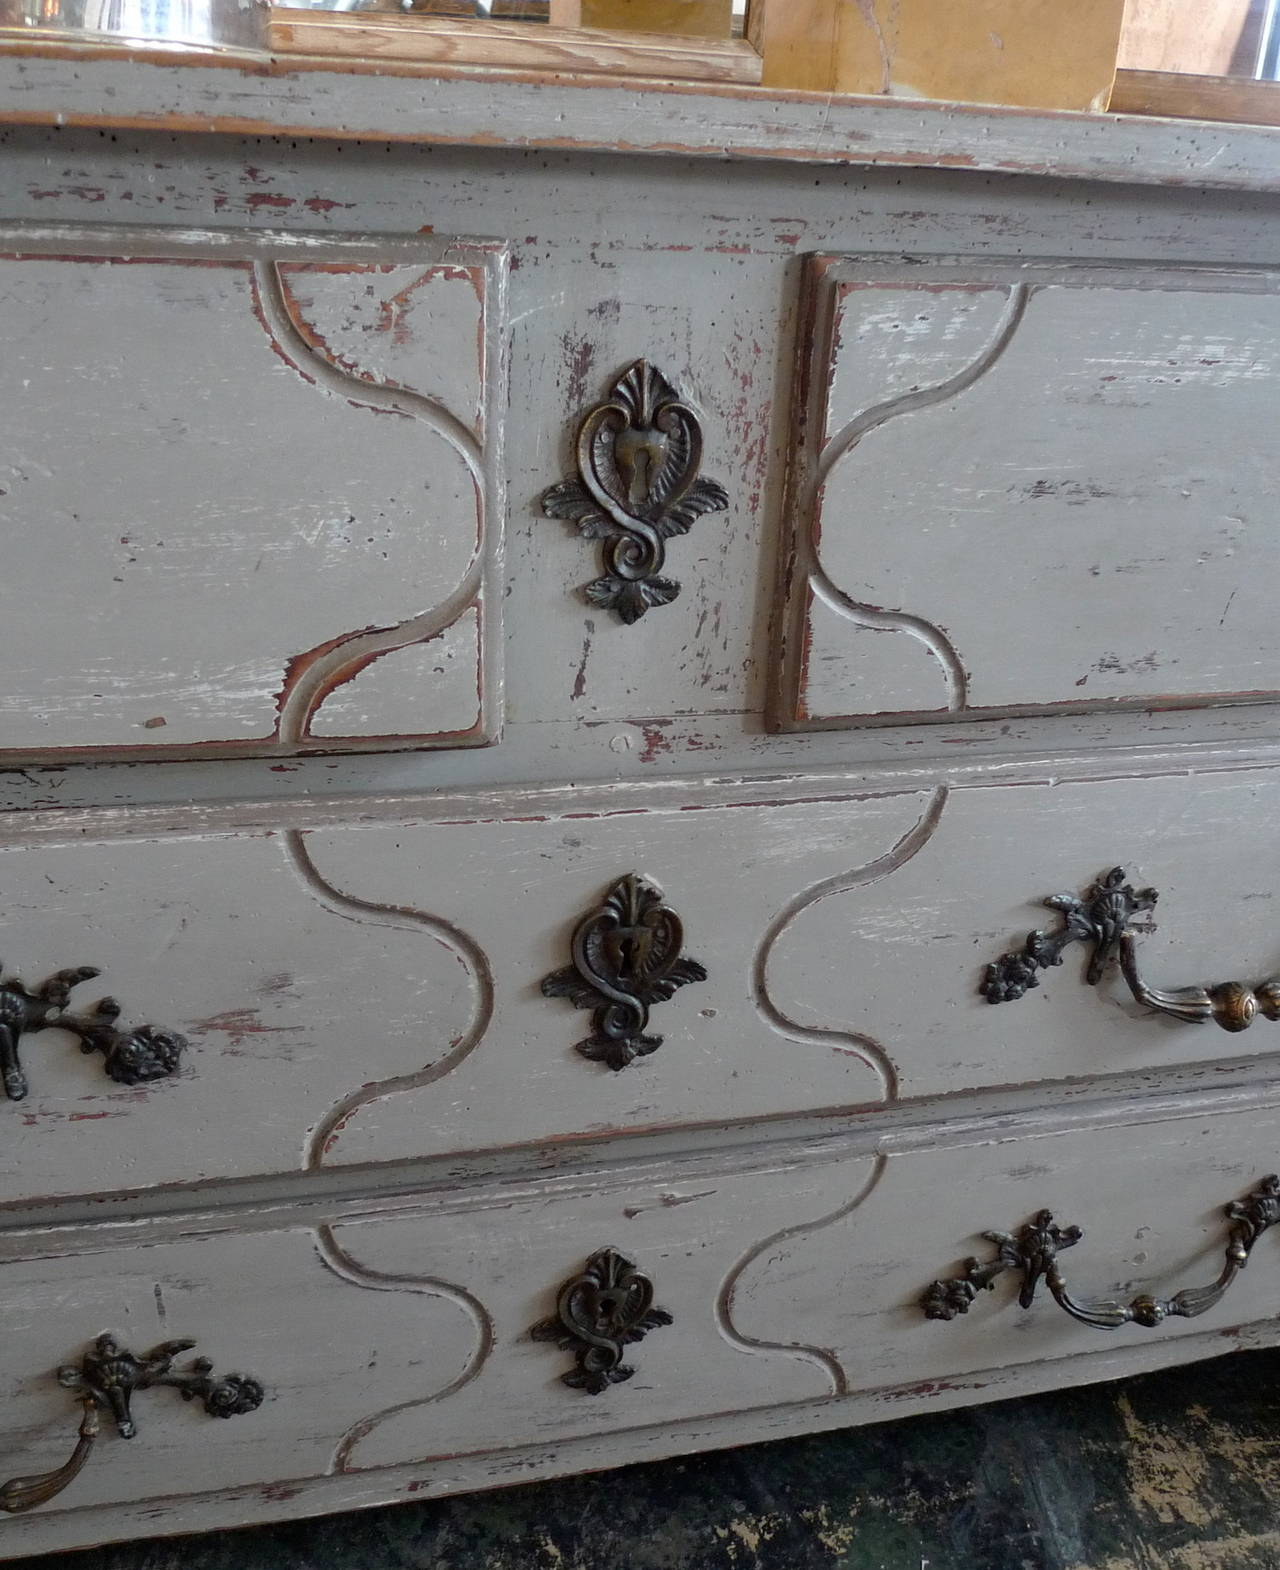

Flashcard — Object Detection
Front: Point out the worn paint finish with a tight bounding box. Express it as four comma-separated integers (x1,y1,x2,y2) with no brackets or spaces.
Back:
3,48,1280,194
775,257,1280,730
6,1091,1280,1556
5,764,1280,1203
0,231,506,760
7,1346,1280,1569
5,74,1280,1562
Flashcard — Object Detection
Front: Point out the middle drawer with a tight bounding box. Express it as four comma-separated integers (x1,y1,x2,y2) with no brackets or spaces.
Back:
4,762,1280,1203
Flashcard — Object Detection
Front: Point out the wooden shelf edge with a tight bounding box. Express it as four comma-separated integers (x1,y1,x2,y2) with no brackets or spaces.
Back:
267,8,763,85
1110,66,1280,126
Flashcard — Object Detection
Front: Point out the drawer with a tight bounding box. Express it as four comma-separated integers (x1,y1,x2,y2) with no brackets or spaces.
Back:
0,226,506,761
3,1089,1280,1556
4,764,1280,1203
729,1094,1280,1402
773,256,1280,730
0,1157,851,1553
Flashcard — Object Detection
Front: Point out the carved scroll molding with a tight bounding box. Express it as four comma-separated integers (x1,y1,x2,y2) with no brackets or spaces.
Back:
320,1224,494,1474
542,359,728,624
284,831,494,1172
717,1154,887,1395
0,229,507,762
750,785,949,1102
771,264,1028,730
251,255,503,750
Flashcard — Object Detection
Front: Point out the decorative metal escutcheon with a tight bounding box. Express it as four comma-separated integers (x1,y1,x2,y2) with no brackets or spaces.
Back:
530,1247,672,1394
0,963,186,1101
0,1334,264,1514
981,866,1280,1032
921,1174,1280,1330
542,359,729,624
541,872,707,1071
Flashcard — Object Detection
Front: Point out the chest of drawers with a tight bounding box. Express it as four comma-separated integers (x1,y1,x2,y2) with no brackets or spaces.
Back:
3,50,1280,1557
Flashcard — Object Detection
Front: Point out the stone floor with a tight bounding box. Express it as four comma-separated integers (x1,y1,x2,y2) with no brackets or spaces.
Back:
17,1350,1280,1570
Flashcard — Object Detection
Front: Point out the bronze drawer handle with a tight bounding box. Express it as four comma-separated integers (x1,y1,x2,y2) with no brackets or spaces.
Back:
0,966,186,1101
0,1334,264,1514
981,866,1280,1032
921,1174,1280,1329
0,1399,99,1514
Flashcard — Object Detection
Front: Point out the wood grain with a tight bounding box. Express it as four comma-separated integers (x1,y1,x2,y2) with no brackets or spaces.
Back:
6,766,1280,1204
749,0,1125,110
1110,66,1280,126
548,0,733,36
1116,0,1252,75
6,1088,1280,1557
5,46,1280,1564
269,8,761,82
0,234,506,762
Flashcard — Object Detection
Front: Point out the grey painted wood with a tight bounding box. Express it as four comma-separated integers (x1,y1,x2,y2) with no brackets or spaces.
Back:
4,50,1280,194
4,72,1280,1560
775,258,1280,729
4,1088,1280,1556
0,230,506,760
3,767,1280,1206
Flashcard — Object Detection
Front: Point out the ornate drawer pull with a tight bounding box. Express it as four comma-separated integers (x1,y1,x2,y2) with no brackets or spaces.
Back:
0,1400,99,1514
542,359,728,624
0,1334,264,1514
981,866,1280,1032
921,1174,1280,1330
0,965,186,1101
541,872,707,1071
530,1247,672,1394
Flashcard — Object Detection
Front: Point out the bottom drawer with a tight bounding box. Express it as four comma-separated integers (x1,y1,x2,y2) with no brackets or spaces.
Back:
5,1089,1280,1556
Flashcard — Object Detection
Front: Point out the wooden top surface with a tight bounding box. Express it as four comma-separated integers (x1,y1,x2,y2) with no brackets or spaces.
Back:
2,39,1280,192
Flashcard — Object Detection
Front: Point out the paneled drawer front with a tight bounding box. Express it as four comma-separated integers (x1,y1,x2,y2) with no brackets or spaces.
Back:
3,1094,1280,1554
774,256,1280,730
730,1098,1280,1398
0,1161,849,1534
0,227,506,760
5,764,1280,1201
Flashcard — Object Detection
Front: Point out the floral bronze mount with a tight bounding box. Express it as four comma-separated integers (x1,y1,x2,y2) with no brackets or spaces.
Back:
0,963,186,1102
542,359,729,624
981,866,1280,1033
541,872,707,1071
1,1334,264,1515
530,1247,672,1394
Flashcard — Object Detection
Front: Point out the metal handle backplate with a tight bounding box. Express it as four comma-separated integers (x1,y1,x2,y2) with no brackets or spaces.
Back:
0,965,186,1101
0,1334,263,1514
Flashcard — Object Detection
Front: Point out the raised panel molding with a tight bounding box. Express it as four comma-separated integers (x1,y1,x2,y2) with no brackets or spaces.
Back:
773,255,1280,731
0,225,507,761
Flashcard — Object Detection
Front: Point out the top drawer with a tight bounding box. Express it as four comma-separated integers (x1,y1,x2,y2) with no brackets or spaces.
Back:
0,227,506,761
774,256,1280,731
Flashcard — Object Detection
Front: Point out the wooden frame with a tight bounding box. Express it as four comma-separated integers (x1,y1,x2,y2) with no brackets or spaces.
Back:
1110,67,1280,126
270,0,761,83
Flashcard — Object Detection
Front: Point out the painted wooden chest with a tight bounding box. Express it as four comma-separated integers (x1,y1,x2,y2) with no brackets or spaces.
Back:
2,49,1280,1556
